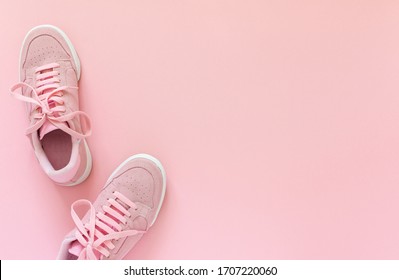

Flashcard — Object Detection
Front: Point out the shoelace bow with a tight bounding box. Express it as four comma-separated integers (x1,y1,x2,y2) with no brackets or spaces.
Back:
71,191,145,260
10,63,91,139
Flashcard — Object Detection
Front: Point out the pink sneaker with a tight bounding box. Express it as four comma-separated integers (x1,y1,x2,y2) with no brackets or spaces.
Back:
10,25,92,186
57,154,167,260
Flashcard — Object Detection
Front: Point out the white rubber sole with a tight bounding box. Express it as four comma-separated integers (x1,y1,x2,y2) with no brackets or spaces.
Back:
59,140,93,187
19,24,81,81
106,154,167,227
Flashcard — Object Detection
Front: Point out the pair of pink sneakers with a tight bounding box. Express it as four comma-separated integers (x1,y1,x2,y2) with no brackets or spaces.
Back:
10,25,166,260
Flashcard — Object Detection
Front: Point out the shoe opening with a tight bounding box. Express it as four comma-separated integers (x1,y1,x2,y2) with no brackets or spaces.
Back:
41,129,72,170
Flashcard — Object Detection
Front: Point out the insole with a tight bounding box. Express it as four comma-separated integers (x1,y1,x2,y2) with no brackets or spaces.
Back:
42,129,72,170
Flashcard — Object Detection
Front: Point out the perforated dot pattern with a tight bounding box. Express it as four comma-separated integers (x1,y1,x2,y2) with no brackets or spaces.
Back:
112,167,154,207
24,35,69,69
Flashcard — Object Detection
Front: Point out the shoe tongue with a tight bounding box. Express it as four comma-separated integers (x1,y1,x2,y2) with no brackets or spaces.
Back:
37,68,65,140
39,121,59,140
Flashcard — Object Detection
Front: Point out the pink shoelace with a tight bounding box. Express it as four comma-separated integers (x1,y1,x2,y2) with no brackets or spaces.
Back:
71,191,144,260
10,63,91,139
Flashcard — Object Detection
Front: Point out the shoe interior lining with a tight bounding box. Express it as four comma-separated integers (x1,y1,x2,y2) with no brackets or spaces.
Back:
66,252,78,260
41,129,72,170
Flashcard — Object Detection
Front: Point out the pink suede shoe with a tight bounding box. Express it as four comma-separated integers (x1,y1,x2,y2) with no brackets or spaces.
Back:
57,154,166,260
10,25,92,186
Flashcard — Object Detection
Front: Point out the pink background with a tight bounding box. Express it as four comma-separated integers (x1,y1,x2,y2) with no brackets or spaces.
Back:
1,0,399,259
